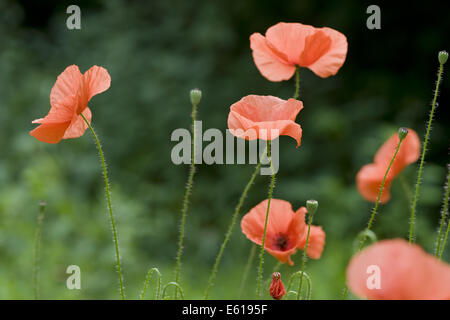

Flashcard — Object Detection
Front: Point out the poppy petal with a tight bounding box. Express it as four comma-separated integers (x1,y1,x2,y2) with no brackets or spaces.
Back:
29,121,71,144
50,65,84,111
298,225,326,259
356,163,392,203
265,22,316,65
346,239,450,300
63,107,92,139
250,32,296,81
83,65,112,101
304,28,348,78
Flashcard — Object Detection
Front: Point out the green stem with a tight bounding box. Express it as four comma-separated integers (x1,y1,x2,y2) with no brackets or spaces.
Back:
297,215,313,300
256,144,276,298
162,282,184,300
293,67,300,100
342,130,406,299
286,271,312,300
174,100,198,299
437,165,450,259
33,201,46,300
81,113,125,299
140,267,161,300
238,244,257,298
409,62,445,243
204,160,263,299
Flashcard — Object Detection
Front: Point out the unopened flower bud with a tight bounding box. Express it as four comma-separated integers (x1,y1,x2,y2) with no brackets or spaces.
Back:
438,51,448,65
398,127,408,141
269,272,286,300
190,88,202,105
306,200,318,216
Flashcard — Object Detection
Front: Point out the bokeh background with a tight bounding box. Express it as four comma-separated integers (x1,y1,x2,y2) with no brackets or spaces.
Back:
0,0,449,299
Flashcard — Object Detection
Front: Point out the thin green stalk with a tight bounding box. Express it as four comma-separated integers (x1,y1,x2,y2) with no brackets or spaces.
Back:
437,164,450,259
285,271,312,300
409,61,445,243
297,215,313,300
175,91,200,299
33,201,46,300
293,67,300,100
342,128,407,299
81,113,125,299
162,282,184,300
238,244,257,298
256,144,276,298
204,160,263,299
140,267,161,300
361,130,407,250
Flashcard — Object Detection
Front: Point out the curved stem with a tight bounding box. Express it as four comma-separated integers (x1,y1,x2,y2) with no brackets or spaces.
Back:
174,100,198,298
293,67,300,100
409,63,445,243
204,160,263,299
162,282,185,300
81,114,125,299
286,271,312,300
140,267,161,300
238,244,257,298
297,215,313,300
437,164,450,259
256,144,276,298
342,132,406,299
33,201,46,300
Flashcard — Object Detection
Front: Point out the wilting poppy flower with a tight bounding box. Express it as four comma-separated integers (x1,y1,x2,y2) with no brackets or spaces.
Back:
227,95,303,147
270,272,286,300
250,22,348,81
346,239,450,300
30,65,111,144
356,129,420,203
241,199,325,265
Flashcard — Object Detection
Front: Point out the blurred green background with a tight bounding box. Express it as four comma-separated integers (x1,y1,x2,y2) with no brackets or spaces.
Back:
0,0,449,299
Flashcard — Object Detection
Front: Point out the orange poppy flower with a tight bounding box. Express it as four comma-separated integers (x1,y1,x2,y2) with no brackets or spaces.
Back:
30,65,111,144
250,22,348,81
240,199,325,265
227,95,303,147
346,239,450,300
356,129,420,203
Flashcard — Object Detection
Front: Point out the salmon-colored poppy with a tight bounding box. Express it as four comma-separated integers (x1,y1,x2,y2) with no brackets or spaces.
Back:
356,129,420,203
227,95,303,147
30,65,111,144
346,239,450,300
250,22,348,81
269,272,286,300
241,199,325,265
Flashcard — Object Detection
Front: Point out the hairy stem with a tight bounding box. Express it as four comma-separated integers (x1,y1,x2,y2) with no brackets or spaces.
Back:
140,267,161,300
409,62,445,243
293,67,300,100
204,160,263,299
342,130,406,299
256,144,276,298
81,113,125,299
437,164,450,259
297,215,313,300
174,98,199,299
33,201,46,300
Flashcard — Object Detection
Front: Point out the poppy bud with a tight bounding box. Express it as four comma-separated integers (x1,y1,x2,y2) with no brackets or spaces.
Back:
190,88,202,105
398,127,408,141
438,51,448,65
306,200,318,216
269,272,286,300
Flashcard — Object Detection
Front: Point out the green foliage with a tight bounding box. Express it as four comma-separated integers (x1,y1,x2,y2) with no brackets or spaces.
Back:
0,0,448,299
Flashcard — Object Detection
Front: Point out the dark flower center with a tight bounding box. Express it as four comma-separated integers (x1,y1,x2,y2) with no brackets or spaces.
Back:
275,234,289,251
